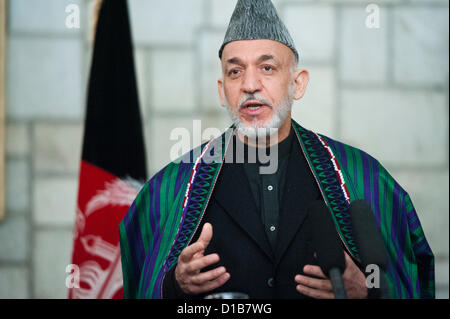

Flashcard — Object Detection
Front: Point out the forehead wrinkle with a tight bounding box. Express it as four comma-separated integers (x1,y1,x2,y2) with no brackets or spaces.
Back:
225,54,280,71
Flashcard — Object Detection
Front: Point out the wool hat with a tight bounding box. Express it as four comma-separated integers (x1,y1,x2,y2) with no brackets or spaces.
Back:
218,0,299,62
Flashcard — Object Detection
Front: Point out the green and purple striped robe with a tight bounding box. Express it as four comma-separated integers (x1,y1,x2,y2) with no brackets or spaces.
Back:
119,120,434,299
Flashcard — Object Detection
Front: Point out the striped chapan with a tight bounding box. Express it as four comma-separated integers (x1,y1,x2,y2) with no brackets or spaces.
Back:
119,120,434,299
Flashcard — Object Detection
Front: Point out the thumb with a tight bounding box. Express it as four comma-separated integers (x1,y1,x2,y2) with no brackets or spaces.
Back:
344,251,354,269
197,222,213,248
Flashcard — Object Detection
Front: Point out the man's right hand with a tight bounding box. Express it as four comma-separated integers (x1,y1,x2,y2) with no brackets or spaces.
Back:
175,222,230,295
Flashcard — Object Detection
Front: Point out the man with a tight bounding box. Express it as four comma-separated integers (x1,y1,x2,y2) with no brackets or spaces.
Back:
119,0,434,299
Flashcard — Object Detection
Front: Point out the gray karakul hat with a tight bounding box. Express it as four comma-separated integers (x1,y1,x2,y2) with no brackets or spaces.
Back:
219,0,299,62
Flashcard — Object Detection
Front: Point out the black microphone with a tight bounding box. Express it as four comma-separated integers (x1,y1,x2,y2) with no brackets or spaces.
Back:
308,200,347,299
349,200,389,299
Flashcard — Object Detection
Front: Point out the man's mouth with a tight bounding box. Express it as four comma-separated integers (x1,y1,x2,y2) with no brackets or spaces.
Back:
247,104,263,110
241,100,270,115
240,104,270,117
241,100,267,108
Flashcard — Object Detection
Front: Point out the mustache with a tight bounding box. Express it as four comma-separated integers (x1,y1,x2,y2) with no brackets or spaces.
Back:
238,94,274,109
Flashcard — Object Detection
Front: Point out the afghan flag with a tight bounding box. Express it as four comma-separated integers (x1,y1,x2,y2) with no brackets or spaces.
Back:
68,0,147,299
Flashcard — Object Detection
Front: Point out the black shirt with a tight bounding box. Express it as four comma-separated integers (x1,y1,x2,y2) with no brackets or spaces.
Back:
233,128,294,250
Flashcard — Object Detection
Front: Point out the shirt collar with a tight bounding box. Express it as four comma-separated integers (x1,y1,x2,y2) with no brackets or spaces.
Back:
233,126,294,165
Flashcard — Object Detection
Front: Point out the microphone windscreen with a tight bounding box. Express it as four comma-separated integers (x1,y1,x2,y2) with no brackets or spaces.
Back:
308,200,345,276
349,200,387,270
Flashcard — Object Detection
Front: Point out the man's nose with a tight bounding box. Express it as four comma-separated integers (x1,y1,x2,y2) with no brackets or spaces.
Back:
242,68,262,94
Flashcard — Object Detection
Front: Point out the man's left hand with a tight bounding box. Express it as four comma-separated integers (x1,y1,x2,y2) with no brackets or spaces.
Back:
294,251,368,299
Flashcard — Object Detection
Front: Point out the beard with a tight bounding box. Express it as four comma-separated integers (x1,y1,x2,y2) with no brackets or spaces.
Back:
223,82,295,139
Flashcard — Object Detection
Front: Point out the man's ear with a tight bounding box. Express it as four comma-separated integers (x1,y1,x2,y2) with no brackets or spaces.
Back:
293,69,309,100
218,78,225,107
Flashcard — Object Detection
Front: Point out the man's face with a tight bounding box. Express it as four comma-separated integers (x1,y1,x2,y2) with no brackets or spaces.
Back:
218,39,306,138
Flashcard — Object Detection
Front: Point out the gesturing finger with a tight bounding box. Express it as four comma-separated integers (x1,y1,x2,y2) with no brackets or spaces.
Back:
185,253,220,274
197,223,213,247
343,251,358,274
295,274,333,291
190,266,227,285
189,272,231,295
303,265,327,279
179,241,205,263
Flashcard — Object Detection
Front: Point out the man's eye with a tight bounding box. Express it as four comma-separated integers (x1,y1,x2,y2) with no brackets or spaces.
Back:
263,66,273,72
229,69,241,76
